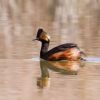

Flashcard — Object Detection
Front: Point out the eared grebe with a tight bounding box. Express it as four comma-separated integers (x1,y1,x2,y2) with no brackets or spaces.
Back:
33,28,85,61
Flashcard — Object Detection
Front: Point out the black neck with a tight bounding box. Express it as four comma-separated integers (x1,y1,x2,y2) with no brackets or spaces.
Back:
40,41,49,58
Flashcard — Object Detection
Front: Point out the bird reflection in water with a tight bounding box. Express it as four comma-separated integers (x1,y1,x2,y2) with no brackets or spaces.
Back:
37,59,85,89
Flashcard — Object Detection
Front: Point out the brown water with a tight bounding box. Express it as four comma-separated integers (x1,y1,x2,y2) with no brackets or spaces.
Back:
0,59,100,100
0,0,100,100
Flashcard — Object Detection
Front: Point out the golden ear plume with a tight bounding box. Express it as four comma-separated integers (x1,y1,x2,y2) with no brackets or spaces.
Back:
40,32,50,41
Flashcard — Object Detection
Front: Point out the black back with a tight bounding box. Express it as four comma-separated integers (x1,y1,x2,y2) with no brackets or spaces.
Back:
42,43,79,59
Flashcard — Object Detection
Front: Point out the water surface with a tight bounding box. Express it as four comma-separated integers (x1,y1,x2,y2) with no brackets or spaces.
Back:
0,0,100,100
0,59,100,100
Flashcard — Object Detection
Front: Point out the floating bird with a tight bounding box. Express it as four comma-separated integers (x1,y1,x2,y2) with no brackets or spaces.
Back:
33,28,85,61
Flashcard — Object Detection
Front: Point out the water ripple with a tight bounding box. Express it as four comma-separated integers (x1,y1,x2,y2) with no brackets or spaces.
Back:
86,57,100,63
31,56,100,63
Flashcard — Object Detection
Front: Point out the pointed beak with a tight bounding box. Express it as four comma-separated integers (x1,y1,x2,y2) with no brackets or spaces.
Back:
32,38,39,41
32,39,37,41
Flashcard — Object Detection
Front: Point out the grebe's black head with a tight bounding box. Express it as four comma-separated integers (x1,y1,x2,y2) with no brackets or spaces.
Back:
33,28,50,42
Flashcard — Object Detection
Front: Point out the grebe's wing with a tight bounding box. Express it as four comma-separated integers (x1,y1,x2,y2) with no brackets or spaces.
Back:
43,43,79,58
49,43,78,52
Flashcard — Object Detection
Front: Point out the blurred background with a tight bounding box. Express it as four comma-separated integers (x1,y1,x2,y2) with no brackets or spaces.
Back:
0,0,100,58
0,1,100,100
